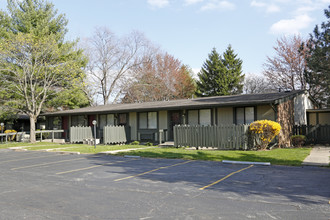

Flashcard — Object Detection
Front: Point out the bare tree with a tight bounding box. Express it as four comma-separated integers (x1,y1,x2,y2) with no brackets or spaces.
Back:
244,73,275,94
263,35,309,91
84,27,156,105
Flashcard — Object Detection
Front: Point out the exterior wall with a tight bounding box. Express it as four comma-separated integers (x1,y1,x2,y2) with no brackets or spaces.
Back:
294,93,315,125
257,105,275,121
129,112,137,141
217,107,233,125
277,99,294,147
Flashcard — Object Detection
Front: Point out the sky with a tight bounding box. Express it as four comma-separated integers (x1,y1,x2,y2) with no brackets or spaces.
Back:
0,0,329,76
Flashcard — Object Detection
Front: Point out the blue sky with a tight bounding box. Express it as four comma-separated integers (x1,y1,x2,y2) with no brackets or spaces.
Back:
1,0,329,75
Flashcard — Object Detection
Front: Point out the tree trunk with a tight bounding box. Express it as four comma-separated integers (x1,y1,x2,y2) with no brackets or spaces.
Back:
29,116,36,143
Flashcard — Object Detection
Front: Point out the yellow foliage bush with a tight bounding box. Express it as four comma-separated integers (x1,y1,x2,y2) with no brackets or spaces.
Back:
4,129,17,141
249,120,281,150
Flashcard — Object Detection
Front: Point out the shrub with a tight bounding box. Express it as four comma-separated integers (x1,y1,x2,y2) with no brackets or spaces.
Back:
249,120,281,150
4,129,17,141
145,142,153,146
130,141,140,145
35,129,50,139
291,135,306,148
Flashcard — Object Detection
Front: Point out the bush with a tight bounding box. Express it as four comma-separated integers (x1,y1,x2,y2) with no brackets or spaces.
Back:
249,120,281,150
130,141,140,145
36,129,50,139
4,129,17,141
291,135,306,148
145,142,153,146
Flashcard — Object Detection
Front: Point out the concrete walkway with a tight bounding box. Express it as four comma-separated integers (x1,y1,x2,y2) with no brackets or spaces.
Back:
100,146,156,154
302,146,330,166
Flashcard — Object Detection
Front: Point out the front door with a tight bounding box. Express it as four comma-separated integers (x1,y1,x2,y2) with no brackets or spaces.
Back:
169,111,182,140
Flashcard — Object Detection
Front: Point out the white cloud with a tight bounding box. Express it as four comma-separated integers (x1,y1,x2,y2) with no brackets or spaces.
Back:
266,4,280,13
270,14,314,35
147,0,169,8
250,0,265,7
200,0,235,11
250,1,280,13
184,0,204,5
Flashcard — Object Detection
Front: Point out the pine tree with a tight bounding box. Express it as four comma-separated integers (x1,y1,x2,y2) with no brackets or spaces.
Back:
304,5,330,108
196,46,244,97
221,45,244,95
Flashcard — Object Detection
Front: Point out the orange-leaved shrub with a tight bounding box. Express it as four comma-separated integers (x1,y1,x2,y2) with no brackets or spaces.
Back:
249,120,281,150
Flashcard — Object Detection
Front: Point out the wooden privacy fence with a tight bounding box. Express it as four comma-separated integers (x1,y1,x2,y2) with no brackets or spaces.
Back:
103,125,127,144
174,124,250,150
70,126,93,143
293,125,330,144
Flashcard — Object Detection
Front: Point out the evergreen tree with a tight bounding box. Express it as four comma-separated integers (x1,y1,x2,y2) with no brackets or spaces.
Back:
221,45,244,94
196,46,244,97
304,5,330,108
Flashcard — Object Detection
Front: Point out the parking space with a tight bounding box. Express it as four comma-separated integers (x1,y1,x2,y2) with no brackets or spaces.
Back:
0,150,329,219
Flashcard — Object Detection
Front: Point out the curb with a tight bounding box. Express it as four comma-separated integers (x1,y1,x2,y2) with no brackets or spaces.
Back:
222,160,271,166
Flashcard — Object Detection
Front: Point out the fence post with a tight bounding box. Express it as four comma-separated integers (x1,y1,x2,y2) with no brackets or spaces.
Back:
174,125,178,147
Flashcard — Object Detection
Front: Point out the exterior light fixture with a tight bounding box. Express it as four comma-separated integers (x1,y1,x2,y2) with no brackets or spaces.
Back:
92,120,97,149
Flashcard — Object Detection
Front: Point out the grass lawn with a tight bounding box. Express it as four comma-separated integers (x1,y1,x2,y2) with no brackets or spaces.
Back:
0,141,57,149
114,147,312,166
53,144,151,154
0,142,313,166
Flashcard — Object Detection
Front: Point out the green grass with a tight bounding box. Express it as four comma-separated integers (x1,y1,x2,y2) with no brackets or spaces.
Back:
0,141,57,149
0,142,313,166
114,147,312,166
0,142,150,153
55,144,150,154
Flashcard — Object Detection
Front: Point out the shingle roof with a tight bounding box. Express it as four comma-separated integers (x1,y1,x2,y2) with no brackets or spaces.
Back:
43,90,305,116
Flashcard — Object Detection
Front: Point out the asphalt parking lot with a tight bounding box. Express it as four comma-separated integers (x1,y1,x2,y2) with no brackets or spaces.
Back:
0,149,329,220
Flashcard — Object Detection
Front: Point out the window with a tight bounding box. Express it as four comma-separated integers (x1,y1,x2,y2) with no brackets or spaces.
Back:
148,112,157,129
107,114,115,126
188,109,211,126
139,112,157,129
188,110,199,125
236,107,255,124
71,115,86,126
118,114,127,125
99,115,107,128
200,109,211,126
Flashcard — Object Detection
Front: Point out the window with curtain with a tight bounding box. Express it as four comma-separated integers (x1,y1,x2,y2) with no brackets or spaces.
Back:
139,112,157,129
200,109,211,126
99,115,107,128
236,107,255,124
148,112,157,129
107,114,114,126
188,110,199,125
188,109,212,125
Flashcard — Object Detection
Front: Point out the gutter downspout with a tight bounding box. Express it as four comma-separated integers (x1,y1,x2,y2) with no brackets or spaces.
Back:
270,102,279,146
270,103,278,122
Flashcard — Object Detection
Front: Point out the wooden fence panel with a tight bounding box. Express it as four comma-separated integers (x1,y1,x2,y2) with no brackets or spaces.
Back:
103,125,127,144
174,124,250,150
294,125,330,144
70,126,93,143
